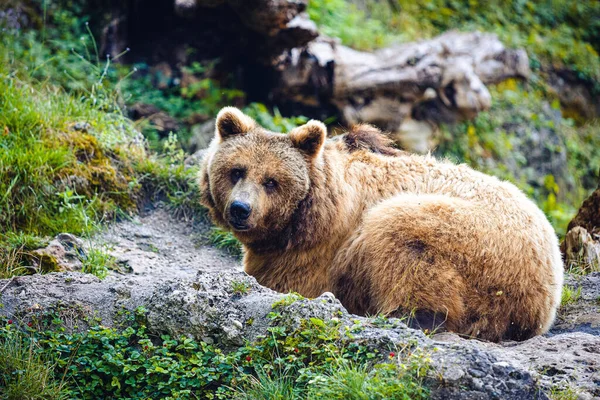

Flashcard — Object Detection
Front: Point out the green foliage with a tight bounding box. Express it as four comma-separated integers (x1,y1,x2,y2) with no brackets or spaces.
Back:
0,310,429,399
208,228,243,257
122,67,308,149
560,285,582,308
81,246,116,279
240,314,429,400
243,103,308,133
120,62,246,148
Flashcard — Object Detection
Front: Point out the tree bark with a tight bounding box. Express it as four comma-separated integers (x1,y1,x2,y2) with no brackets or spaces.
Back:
274,31,530,151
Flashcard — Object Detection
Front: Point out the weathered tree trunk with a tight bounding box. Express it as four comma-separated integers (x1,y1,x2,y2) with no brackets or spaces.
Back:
100,0,317,63
567,180,600,235
92,1,532,153
564,227,600,273
273,32,530,151
564,179,600,272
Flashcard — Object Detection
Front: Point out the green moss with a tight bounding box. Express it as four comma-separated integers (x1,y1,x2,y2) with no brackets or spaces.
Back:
271,293,305,309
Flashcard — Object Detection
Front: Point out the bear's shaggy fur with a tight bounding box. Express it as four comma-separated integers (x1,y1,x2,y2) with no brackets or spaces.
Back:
200,107,564,342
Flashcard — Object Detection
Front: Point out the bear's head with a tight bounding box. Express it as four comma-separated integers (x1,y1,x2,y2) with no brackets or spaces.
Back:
200,107,327,249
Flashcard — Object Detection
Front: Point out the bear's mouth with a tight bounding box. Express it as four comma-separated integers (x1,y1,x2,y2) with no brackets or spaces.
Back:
229,220,250,231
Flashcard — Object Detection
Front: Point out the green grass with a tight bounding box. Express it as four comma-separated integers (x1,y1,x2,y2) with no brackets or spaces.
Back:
0,329,67,400
550,385,580,400
0,19,218,279
81,247,116,279
234,360,428,399
208,227,243,257
233,369,298,400
0,35,145,278
306,361,427,400
560,285,582,308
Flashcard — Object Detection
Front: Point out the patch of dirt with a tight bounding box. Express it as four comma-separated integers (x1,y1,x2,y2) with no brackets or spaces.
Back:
93,207,240,282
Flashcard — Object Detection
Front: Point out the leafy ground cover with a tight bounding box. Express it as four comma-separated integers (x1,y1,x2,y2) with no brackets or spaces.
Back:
0,306,430,399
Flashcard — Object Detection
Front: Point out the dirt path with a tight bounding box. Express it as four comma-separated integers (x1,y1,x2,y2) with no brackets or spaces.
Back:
93,208,240,282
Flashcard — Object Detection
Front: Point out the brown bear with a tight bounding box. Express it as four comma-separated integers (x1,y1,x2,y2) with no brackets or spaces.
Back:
199,107,564,342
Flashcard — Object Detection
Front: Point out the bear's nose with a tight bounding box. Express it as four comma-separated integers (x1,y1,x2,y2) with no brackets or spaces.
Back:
230,201,251,221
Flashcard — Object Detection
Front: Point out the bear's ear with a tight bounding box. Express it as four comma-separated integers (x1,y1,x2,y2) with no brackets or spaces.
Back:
215,107,256,141
289,120,327,159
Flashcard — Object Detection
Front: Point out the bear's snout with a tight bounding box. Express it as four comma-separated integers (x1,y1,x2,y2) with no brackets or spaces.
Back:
229,201,252,229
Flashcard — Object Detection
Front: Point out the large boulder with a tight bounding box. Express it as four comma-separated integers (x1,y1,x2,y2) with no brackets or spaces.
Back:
1,268,598,399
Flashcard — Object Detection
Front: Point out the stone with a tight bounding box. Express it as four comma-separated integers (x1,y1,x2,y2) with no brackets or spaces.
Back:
31,233,85,272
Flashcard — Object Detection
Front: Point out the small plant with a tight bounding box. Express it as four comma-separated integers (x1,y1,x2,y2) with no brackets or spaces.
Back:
208,227,243,257
560,285,582,308
231,280,251,295
550,385,580,400
306,360,429,399
271,293,304,309
233,369,299,400
81,247,116,279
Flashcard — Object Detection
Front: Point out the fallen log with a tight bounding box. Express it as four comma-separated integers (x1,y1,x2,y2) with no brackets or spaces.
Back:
274,32,530,151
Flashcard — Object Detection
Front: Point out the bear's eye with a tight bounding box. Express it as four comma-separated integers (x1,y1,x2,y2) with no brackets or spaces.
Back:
264,178,278,191
230,168,245,184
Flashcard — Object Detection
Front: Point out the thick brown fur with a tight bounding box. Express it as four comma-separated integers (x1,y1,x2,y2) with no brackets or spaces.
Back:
200,107,564,342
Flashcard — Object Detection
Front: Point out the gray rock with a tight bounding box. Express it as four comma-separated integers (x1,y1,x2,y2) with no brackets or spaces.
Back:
0,269,572,399
553,273,600,337
31,233,85,272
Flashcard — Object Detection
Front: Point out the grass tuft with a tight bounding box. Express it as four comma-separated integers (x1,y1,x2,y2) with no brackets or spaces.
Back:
0,329,67,400
208,227,243,257
560,285,582,308
81,246,116,279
